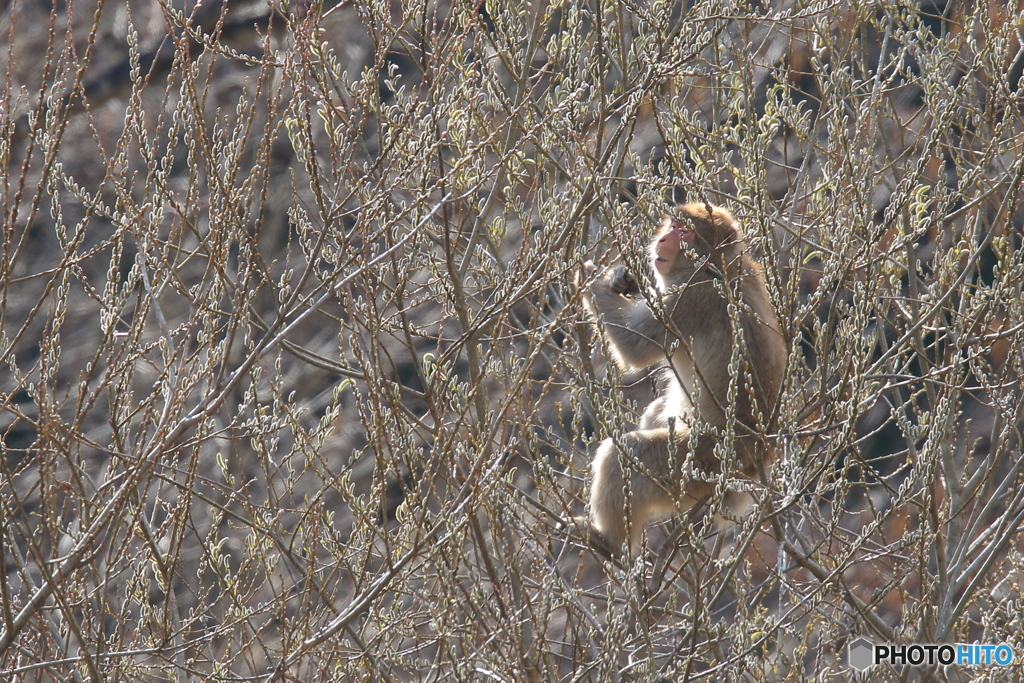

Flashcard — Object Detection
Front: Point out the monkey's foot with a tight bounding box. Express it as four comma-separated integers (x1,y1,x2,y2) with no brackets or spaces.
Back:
560,516,622,559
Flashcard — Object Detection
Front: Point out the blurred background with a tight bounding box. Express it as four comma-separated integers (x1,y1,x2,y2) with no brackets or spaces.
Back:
2,0,1023,680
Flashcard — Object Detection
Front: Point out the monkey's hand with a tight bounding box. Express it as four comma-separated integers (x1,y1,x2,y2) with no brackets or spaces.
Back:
560,516,622,559
608,265,640,296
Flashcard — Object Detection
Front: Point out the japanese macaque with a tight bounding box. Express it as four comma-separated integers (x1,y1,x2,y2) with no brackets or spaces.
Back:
574,203,787,557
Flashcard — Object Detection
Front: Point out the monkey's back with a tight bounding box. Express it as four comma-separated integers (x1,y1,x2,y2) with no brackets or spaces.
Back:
674,255,785,441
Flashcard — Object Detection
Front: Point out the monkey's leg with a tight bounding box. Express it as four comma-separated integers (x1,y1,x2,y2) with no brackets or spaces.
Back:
588,429,715,555
637,396,668,430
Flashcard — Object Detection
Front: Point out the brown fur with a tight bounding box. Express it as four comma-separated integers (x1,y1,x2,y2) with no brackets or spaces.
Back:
577,204,787,556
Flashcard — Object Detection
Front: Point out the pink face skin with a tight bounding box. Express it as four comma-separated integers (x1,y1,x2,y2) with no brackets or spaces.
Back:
654,220,694,276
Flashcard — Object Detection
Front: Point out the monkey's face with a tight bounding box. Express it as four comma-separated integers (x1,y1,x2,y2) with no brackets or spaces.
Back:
652,220,690,277
653,208,742,284
653,216,713,280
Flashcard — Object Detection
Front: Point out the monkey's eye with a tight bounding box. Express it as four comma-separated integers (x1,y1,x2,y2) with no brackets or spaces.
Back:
672,220,695,243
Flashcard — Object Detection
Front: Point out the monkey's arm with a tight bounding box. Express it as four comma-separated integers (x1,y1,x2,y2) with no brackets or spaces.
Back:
585,268,676,369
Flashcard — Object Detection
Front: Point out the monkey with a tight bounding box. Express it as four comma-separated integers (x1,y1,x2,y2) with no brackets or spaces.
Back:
573,203,787,557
